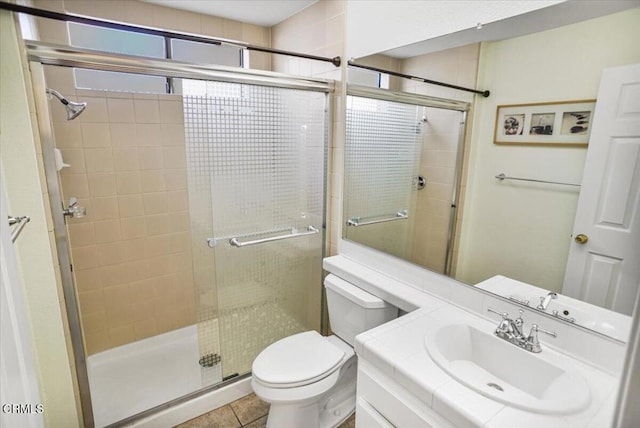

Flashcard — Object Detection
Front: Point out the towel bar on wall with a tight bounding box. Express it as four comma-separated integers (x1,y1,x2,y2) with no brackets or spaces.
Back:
495,173,580,187
8,215,31,243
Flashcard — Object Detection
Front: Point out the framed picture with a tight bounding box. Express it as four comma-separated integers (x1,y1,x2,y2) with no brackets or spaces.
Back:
494,100,596,146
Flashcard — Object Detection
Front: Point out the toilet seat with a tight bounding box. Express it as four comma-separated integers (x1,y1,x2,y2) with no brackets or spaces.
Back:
253,331,345,388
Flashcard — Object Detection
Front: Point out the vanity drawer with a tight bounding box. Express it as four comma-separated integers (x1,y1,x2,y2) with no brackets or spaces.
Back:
356,398,395,428
357,361,455,428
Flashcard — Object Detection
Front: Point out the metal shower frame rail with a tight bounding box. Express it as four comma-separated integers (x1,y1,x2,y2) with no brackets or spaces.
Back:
0,1,342,67
26,41,335,93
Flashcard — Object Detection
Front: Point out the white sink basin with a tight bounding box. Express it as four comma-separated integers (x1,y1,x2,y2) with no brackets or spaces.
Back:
425,324,591,414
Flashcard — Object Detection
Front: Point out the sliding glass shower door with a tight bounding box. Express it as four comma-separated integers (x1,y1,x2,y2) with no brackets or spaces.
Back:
183,81,327,380
344,95,422,260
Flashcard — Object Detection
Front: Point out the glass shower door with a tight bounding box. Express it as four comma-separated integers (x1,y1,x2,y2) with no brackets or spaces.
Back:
344,95,423,260
183,81,327,380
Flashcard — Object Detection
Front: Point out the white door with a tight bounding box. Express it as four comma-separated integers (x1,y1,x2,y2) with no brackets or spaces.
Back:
0,176,44,428
562,63,640,315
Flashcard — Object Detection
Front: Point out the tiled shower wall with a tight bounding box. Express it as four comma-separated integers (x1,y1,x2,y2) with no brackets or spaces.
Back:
400,44,479,274
53,86,195,355
410,107,465,273
34,0,273,357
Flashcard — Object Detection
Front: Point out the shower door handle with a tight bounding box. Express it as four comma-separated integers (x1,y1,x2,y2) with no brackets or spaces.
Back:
228,226,319,248
346,210,409,227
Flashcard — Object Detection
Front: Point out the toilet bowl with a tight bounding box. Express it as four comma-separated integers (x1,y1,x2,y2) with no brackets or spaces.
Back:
251,275,397,428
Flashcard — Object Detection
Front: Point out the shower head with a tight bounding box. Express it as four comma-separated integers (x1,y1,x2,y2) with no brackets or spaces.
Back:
46,88,87,120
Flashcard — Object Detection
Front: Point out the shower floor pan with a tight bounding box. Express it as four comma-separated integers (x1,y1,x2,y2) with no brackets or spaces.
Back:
87,324,222,428
87,286,307,427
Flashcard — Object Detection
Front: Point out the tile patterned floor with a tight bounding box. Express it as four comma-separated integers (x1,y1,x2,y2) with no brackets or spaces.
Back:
176,393,356,428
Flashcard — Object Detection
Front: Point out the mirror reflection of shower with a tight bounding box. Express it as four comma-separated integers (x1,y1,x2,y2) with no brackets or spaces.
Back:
46,88,87,120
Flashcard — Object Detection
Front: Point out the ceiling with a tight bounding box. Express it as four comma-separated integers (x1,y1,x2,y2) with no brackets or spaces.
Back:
142,0,318,27
380,0,639,58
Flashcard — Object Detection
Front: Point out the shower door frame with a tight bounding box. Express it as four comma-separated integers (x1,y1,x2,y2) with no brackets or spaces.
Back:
28,42,333,428
345,85,470,276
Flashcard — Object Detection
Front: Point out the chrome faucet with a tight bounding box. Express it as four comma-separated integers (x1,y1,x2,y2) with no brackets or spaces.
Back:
537,292,558,310
488,308,556,353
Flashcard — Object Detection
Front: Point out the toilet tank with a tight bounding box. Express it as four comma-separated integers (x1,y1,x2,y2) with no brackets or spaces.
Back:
325,274,398,346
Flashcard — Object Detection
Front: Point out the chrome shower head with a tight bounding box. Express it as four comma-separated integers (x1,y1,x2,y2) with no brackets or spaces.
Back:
46,88,87,120
64,99,87,121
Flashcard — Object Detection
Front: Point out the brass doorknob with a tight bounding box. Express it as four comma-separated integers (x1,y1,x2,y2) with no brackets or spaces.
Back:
574,234,589,244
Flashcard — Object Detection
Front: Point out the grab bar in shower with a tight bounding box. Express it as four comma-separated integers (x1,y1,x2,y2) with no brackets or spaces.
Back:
207,226,320,248
8,215,31,243
346,210,409,227
495,173,581,187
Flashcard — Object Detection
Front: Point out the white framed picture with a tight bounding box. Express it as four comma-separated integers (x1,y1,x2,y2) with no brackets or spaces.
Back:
494,100,596,146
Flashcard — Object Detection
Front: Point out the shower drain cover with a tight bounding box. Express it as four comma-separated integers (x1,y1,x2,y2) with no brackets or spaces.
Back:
199,353,221,368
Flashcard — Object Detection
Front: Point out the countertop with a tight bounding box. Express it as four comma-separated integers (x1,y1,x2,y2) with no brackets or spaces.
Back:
354,304,619,428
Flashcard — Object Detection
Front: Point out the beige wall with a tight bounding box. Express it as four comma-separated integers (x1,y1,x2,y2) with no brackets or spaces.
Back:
0,10,80,428
458,9,640,291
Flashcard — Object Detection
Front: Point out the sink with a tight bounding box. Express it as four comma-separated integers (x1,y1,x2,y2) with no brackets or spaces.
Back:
425,323,591,414
475,275,631,341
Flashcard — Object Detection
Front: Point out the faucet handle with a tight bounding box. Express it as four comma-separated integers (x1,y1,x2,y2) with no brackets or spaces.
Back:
514,309,525,333
487,307,509,319
63,196,86,219
526,324,557,353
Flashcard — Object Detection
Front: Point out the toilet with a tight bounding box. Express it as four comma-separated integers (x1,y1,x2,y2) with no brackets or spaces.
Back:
251,274,398,428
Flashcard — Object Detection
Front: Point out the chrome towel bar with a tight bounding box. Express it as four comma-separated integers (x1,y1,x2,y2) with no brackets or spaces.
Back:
495,173,580,187
346,210,409,227
230,226,319,248
207,226,320,248
8,215,31,243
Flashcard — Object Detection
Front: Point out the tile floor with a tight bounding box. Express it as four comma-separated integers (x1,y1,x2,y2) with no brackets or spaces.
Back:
176,393,356,428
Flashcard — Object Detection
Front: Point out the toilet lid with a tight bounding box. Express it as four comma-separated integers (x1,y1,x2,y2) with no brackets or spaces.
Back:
253,331,345,387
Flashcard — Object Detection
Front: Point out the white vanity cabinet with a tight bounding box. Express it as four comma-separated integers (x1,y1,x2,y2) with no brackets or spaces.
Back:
356,360,455,428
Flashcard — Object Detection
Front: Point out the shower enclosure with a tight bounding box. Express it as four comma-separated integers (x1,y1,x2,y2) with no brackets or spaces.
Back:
344,86,469,275
29,43,330,427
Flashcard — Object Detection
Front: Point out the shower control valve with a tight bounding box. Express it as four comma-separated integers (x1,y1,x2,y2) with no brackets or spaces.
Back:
63,197,86,219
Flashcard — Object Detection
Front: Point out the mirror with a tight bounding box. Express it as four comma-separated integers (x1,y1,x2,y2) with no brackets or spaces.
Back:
342,7,640,341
